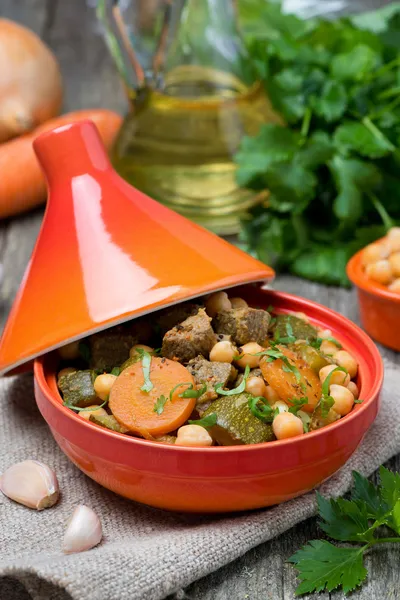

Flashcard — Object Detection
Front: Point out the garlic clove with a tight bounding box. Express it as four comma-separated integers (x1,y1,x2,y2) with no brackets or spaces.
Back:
0,459,59,510
62,505,102,554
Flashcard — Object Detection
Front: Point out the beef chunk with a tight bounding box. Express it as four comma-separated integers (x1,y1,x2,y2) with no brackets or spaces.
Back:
187,356,237,412
162,308,216,363
58,370,98,408
213,307,271,346
156,302,200,335
89,319,151,372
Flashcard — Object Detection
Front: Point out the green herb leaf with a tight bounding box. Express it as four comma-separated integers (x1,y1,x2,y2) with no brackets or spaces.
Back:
288,540,368,595
215,365,250,396
331,44,380,82
188,413,218,429
379,465,400,512
111,367,121,376
334,121,394,159
314,80,348,122
351,470,387,519
248,396,276,422
317,493,371,542
137,349,153,393
392,499,400,534
153,395,168,415
183,383,207,398
235,125,300,187
321,366,348,398
288,397,308,415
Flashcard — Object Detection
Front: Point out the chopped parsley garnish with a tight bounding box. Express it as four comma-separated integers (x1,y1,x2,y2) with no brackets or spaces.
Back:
318,366,348,417
267,305,275,314
153,395,168,415
288,397,308,415
354,398,364,404
188,413,218,429
310,336,342,351
215,365,250,396
154,382,209,416
257,348,304,389
248,396,277,422
136,348,153,393
111,367,121,376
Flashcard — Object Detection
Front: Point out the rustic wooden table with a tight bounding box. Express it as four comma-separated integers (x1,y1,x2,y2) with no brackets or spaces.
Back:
0,1,399,599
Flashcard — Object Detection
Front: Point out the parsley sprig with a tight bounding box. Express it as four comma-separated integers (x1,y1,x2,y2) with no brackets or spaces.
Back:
136,348,153,393
289,467,400,595
215,365,251,396
236,2,400,287
153,382,208,415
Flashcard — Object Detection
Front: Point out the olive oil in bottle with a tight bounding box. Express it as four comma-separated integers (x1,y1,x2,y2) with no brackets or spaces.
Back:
99,0,281,233
113,65,280,234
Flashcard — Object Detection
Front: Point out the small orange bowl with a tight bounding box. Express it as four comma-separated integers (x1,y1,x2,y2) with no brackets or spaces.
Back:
347,244,400,351
34,286,383,513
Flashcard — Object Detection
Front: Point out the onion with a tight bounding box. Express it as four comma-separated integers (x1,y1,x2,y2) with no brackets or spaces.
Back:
0,19,63,143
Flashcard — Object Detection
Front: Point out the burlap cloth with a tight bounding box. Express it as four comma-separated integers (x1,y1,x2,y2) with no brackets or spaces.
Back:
1,363,399,600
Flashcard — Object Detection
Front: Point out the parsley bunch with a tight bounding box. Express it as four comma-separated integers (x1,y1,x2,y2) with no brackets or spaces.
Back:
289,467,400,595
236,2,400,286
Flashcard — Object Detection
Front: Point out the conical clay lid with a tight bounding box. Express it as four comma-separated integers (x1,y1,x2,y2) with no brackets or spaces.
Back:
0,120,274,375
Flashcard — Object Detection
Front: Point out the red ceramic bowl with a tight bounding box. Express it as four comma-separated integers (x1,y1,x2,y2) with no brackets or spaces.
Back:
34,286,383,513
347,245,400,351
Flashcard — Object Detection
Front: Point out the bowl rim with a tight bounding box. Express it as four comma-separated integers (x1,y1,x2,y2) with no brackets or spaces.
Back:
347,242,400,303
34,289,384,455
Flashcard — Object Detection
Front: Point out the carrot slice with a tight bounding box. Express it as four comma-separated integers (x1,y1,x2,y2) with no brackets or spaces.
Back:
108,357,196,436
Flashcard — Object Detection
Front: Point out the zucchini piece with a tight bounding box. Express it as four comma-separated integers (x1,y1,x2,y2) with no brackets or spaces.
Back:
291,341,333,374
271,314,317,342
58,370,98,408
89,413,129,433
202,393,275,445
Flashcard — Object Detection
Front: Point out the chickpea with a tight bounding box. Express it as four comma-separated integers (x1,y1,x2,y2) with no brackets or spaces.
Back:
361,242,389,266
57,367,77,381
205,291,231,317
80,405,108,421
388,278,400,293
230,297,248,309
334,350,358,379
273,412,304,440
265,386,280,404
317,328,333,340
389,252,400,278
175,424,213,447
329,384,354,416
320,340,339,356
210,340,236,363
129,344,154,359
319,364,350,387
93,373,117,401
347,381,359,399
272,400,289,413
365,260,393,285
58,341,80,361
235,342,264,369
245,376,267,398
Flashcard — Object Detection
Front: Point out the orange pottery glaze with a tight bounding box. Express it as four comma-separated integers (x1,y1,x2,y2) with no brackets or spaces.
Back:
0,120,273,375
347,243,400,351
34,286,383,513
